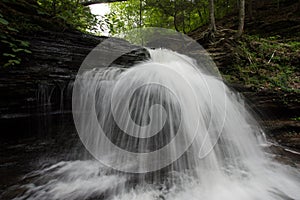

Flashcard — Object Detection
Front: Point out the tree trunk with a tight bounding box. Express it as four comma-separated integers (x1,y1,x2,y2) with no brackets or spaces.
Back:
248,0,253,21
182,11,186,33
174,0,179,32
197,9,203,22
209,0,216,32
235,0,245,38
52,0,57,16
174,13,179,32
139,0,142,28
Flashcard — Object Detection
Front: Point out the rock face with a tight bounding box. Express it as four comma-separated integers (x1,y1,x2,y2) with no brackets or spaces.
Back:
0,29,298,150
0,31,100,117
0,30,149,119
231,84,300,120
0,30,298,119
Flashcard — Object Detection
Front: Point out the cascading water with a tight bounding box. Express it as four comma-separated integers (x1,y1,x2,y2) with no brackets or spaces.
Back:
71,48,300,200
9,47,299,200
5,27,299,199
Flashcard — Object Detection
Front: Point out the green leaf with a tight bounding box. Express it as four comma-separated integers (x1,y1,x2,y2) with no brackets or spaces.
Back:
3,59,21,67
1,40,11,45
7,27,19,32
24,49,32,54
37,10,47,15
12,48,23,52
0,35,7,39
3,53,16,57
3,63,11,68
20,41,30,47
0,18,9,25
13,59,21,64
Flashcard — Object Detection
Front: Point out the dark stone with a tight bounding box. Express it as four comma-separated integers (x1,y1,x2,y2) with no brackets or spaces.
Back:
0,30,149,119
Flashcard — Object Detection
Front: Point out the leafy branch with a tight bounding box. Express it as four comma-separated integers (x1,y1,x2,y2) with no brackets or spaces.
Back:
0,13,32,68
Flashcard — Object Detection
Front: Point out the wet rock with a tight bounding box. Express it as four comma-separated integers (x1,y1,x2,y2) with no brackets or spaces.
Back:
0,30,149,119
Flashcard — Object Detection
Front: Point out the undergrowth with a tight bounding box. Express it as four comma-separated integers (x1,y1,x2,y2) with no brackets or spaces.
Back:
224,34,300,93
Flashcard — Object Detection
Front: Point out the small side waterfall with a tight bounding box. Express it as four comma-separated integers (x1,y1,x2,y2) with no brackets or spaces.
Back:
36,81,73,115
7,49,300,200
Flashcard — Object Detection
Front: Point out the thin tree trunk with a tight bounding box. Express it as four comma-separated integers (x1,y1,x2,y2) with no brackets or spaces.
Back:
197,9,203,22
139,0,142,28
182,10,186,33
226,0,230,14
209,0,216,32
236,0,239,10
174,0,179,32
248,0,253,21
52,0,57,16
235,0,245,38
174,13,179,32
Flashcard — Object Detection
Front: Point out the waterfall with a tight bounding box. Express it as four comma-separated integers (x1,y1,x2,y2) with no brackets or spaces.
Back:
8,49,300,200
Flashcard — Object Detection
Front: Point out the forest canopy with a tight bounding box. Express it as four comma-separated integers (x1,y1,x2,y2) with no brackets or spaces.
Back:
105,0,238,35
0,0,244,36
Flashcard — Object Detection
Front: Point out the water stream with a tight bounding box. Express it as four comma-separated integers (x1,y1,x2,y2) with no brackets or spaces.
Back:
1,49,299,200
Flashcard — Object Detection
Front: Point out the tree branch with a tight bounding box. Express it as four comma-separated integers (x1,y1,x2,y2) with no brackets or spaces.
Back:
80,0,126,6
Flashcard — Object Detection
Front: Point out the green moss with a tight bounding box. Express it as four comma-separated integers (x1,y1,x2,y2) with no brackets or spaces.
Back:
222,34,300,93
287,41,300,51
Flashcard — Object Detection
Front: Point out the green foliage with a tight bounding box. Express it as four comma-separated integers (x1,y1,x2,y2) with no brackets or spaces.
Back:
287,41,300,51
225,34,300,93
290,116,300,121
105,0,237,35
37,0,101,32
105,0,141,35
0,13,32,68
0,0,107,67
